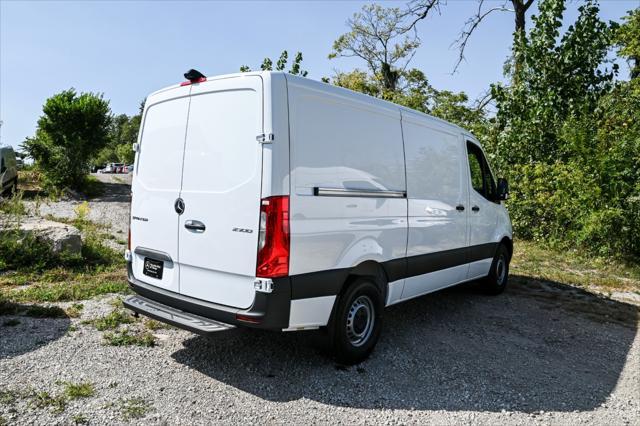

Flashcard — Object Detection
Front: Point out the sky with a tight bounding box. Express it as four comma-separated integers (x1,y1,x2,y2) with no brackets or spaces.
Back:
0,0,637,149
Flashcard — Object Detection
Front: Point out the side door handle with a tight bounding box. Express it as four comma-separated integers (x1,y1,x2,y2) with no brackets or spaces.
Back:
472,205,480,212
184,220,206,232
456,205,465,212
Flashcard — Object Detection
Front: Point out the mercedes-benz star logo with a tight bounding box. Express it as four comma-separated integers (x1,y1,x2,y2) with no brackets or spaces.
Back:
174,198,185,215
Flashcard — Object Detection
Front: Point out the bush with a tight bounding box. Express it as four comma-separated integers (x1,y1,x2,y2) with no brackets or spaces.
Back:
22,89,111,190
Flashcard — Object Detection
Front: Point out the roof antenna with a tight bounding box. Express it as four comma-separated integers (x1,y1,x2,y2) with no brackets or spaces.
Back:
181,69,206,86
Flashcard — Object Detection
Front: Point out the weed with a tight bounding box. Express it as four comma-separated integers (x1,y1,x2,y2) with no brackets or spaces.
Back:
31,391,67,413
0,389,18,405
65,303,84,318
2,318,20,327
93,309,133,331
119,397,151,420
144,319,168,331
0,415,6,426
103,330,155,347
72,414,89,424
61,381,95,399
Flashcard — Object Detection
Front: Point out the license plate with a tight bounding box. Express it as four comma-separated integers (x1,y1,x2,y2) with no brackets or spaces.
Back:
143,257,164,279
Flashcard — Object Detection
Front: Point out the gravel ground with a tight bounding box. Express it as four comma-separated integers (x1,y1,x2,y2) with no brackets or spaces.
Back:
1,279,639,425
4,173,639,424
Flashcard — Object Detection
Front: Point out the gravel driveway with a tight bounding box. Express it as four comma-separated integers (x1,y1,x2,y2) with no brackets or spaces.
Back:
1,278,639,424
3,173,639,424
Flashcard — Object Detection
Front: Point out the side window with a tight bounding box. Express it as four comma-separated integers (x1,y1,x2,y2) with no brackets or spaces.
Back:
467,149,484,194
466,141,496,201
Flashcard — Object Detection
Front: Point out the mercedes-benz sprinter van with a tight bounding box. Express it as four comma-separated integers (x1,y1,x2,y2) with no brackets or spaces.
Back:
124,70,512,364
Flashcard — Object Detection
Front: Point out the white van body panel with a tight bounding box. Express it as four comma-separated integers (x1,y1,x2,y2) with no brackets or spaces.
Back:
286,78,407,277
400,110,468,299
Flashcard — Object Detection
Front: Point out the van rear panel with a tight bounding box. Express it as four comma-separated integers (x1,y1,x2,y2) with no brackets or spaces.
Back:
131,76,265,309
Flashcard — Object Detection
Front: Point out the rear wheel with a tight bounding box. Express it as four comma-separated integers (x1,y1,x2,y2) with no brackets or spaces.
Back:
483,243,510,295
331,279,383,365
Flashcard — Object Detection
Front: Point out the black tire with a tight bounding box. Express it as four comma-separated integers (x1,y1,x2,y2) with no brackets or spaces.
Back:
483,243,510,295
330,278,384,365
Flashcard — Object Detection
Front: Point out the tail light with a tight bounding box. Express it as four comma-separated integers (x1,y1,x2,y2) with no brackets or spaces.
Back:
256,196,289,278
127,228,131,251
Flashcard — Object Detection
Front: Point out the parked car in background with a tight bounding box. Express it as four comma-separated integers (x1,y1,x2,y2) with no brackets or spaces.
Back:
126,164,134,173
100,163,125,173
0,145,18,196
91,164,105,173
124,71,512,364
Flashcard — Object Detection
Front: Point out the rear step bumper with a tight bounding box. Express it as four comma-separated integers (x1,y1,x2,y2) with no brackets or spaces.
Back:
124,295,235,335
126,262,291,331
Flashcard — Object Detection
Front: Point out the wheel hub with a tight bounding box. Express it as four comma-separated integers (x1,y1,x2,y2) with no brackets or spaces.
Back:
346,295,375,347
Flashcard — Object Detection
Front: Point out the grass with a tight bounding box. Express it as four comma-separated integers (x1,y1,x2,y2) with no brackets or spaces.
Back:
61,381,95,399
511,240,640,294
103,329,155,347
119,397,151,420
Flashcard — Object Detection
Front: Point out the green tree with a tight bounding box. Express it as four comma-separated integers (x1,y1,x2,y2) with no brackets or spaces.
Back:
614,8,640,79
22,89,112,189
328,2,439,95
240,50,308,76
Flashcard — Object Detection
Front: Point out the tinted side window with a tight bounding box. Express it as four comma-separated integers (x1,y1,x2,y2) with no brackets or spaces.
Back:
466,142,496,201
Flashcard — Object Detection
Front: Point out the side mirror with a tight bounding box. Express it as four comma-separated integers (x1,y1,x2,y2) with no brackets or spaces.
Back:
497,178,509,201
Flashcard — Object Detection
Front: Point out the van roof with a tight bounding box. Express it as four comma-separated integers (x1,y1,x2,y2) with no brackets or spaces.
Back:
149,71,472,138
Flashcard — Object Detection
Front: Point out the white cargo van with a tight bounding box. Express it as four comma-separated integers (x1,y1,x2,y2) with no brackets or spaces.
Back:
124,70,512,364
0,145,18,196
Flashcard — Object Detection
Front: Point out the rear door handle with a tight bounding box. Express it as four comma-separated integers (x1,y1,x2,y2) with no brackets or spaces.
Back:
184,220,206,232
472,206,480,212
456,205,465,212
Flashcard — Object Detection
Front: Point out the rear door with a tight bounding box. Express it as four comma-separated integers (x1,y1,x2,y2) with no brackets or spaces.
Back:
177,76,263,309
130,85,191,293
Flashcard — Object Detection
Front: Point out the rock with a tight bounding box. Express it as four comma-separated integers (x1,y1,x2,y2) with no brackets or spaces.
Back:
0,215,82,255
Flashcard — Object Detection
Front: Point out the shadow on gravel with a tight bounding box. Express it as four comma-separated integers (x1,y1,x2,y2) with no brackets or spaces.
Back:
88,182,131,203
0,304,70,360
172,277,638,413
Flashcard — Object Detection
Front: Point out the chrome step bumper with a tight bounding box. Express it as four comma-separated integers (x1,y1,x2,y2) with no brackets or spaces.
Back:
124,295,235,335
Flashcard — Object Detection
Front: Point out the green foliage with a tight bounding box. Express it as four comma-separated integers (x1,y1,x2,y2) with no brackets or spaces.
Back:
240,50,308,76
92,309,134,331
93,110,141,167
103,330,155,347
488,0,640,259
615,8,640,79
22,89,112,190
61,381,95,399
119,397,152,420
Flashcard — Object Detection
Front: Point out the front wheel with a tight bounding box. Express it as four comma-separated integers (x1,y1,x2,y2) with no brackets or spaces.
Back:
483,243,510,295
331,279,384,365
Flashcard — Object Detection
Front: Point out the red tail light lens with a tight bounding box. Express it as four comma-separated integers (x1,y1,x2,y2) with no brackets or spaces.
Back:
127,228,131,251
256,196,289,278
